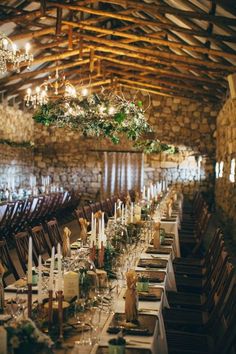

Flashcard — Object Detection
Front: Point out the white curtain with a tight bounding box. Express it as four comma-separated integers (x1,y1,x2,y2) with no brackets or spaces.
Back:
102,152,144,197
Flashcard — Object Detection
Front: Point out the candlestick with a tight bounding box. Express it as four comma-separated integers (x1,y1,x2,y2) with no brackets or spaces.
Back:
49,246,55,291
147,187,150,202
57,244,63,291
57,290,64,340
27,237,32,284
48,289,53,325
98,219,102,249
27,283,32,318
38,255,43,305
121,205,124,225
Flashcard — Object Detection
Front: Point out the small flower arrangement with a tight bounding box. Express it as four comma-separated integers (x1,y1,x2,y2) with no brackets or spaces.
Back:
6,318,53,354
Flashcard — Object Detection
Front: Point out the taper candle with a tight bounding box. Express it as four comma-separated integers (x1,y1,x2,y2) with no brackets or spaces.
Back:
48,246,55,291
27,237,32,284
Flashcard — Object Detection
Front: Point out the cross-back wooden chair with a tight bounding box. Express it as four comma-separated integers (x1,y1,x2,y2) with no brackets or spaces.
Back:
45,218,62,248
0,238,19,286
165,266,236,354
29,224,51,258
14,231,38,273
175,239,227,294
27,196,45,226
83,205,93,222
15,197,34,232
0,202,16,236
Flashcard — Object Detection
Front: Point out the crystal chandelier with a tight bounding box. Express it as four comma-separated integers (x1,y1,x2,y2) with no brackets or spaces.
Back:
24,68,77,107
0,32,33,75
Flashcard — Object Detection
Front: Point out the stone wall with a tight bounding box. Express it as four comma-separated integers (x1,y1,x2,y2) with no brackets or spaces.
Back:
215,98,236,241
0,104,34,188
0,92,220,199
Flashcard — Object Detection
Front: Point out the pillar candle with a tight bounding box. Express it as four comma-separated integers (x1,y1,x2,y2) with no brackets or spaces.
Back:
48,246,55,291
38,255,43,304
27,237,32,284
57,243,63,291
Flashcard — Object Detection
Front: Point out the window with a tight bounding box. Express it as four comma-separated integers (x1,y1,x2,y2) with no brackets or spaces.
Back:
219,161,224,178
102,152,144,197
229,158,235,183
215,162,219,179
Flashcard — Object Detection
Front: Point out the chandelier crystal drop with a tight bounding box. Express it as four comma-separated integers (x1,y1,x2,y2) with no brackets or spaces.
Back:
24,68,78,107
0,32,33,75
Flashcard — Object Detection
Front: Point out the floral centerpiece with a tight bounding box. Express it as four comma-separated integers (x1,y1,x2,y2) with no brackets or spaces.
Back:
6,318,53,354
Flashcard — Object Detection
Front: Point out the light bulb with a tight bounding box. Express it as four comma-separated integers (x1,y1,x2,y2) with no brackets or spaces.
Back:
108,106,115,115
81,87,88,96
36,86,40,94
27,88,31,95
12,43,17,54
25,42,30,55
2,38,8,50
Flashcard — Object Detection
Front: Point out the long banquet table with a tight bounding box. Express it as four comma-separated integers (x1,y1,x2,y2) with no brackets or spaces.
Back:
4,191,182,354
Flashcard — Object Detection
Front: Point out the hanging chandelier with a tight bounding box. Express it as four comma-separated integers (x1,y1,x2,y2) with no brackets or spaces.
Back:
24,68,77,107
0,32,33,75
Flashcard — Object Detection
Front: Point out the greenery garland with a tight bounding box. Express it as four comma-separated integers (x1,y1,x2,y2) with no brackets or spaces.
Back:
33,94,151,144
134,139,179,154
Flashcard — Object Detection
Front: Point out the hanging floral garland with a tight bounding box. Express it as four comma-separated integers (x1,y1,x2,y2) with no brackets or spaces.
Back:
32,92,178,154
134,139,179,154
33,93,151,144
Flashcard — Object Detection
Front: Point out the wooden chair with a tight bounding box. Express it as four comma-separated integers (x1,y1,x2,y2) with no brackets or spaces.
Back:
14,231,38,273
0,202,16,237
167,245,229,310
15,197,34,233
30,224,51,258
0,238,19,286
164,255,233,331
45,218,62,248
175,241,227,294
90,202,102,213
165,275,236,354
83,205,93,222
173,228,223,277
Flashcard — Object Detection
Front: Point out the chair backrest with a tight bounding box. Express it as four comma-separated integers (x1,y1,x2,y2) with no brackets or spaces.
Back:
212,275,236,354
30,224,51,257
90,202,101,213
14,231,38,273
0,238,19,286
83,205,92,222
45,218,62,248
0,202,16,233
105,198,114,216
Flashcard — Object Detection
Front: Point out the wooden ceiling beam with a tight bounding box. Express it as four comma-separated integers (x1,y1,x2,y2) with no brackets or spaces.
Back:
174,0,236,36
105,67,223,95
0,58,91,85
95,54,224,85
63,20,236,62
117,77,221,99
78,31,235,72
103,0,236,26
0,7,55,24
